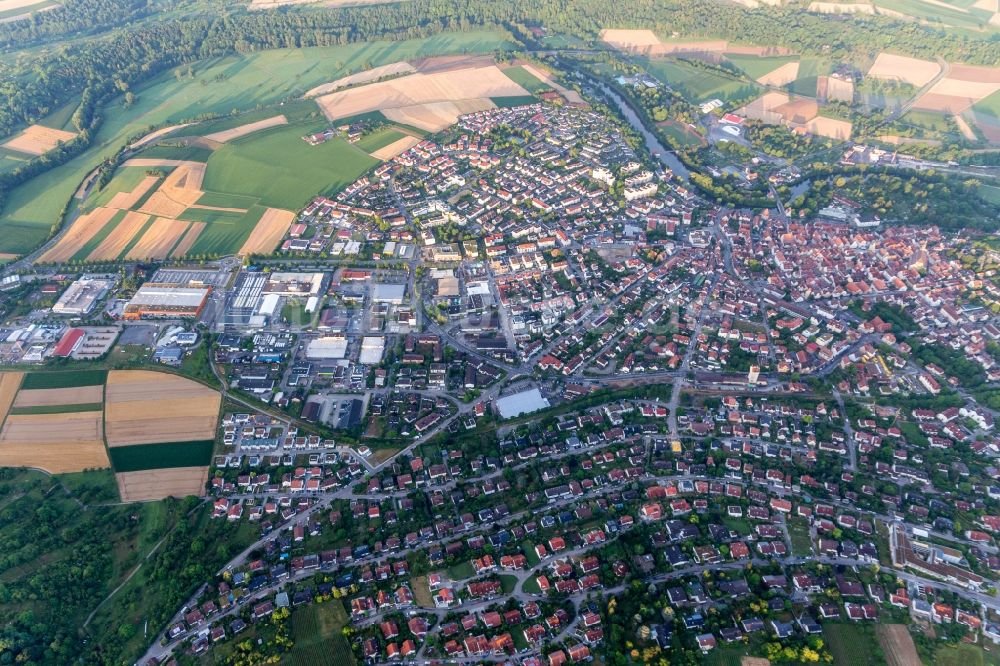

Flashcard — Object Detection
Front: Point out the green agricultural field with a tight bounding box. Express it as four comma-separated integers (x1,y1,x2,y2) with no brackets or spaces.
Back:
136,144,214,163
83,167,155,211
175,206,248,224
353,127,407,154
186,205,266,256
789,56,833,97
904,109,956,133
0,30,513,255
9,402,104,416
108,440,214,472
725,54,799,80
974,89,1000,120
20,369,107,390
502,65,552,93
825,623,883,666
201,123,378,210
644,58,759,102
873,0,996,30
285,602,356,666
492,95,539,108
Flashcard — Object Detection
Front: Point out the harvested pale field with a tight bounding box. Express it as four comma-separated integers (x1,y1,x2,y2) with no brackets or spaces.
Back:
123,158,199,168
411,54,495,74
0,440,109,474
660,38,729,54
915,68,1000,112
954,114,978,140
125,218,190,260
203,115,288,143
314,65,526,122
520,63,587,105
238,207,295,255
37,206,119,264
877,624,920,666
106,175,159,210
878,134,943,145
169,222,206,258
867,52,940,87
0,0,55,9
806,116,853,139
738,91,791,124
186,204,247,213
137,161,206,218
1,411,103,442
600,29,661,52
116,466,209,502
383,98,496,132
86,210,149,261
818,75,855,103
725,45,794,56
756,61,800,86
809,2,875,12
774,98,819,122
13,385,102,408
127,123,194,151
2,124,77,156
137,192,187,218
973,0,998,11
991,12,1000,25
0,372,23,426
0,253,17,260
371,135,421,160
304,61,416,97
105,370,220,447
741,659,772,666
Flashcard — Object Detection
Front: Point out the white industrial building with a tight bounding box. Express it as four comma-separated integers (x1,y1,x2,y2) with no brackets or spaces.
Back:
306,336,348,360
358,336,385,364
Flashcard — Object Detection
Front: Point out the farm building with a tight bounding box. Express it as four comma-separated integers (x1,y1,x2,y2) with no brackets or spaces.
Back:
123,284,212,320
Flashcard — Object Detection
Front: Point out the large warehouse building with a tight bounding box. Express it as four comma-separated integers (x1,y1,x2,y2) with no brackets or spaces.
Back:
123,284,212,320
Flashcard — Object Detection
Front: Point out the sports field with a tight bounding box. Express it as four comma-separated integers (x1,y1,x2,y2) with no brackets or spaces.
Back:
0,31,513,256
201,123,379,210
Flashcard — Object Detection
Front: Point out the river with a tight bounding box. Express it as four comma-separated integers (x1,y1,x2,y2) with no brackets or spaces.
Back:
593,81,691,181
